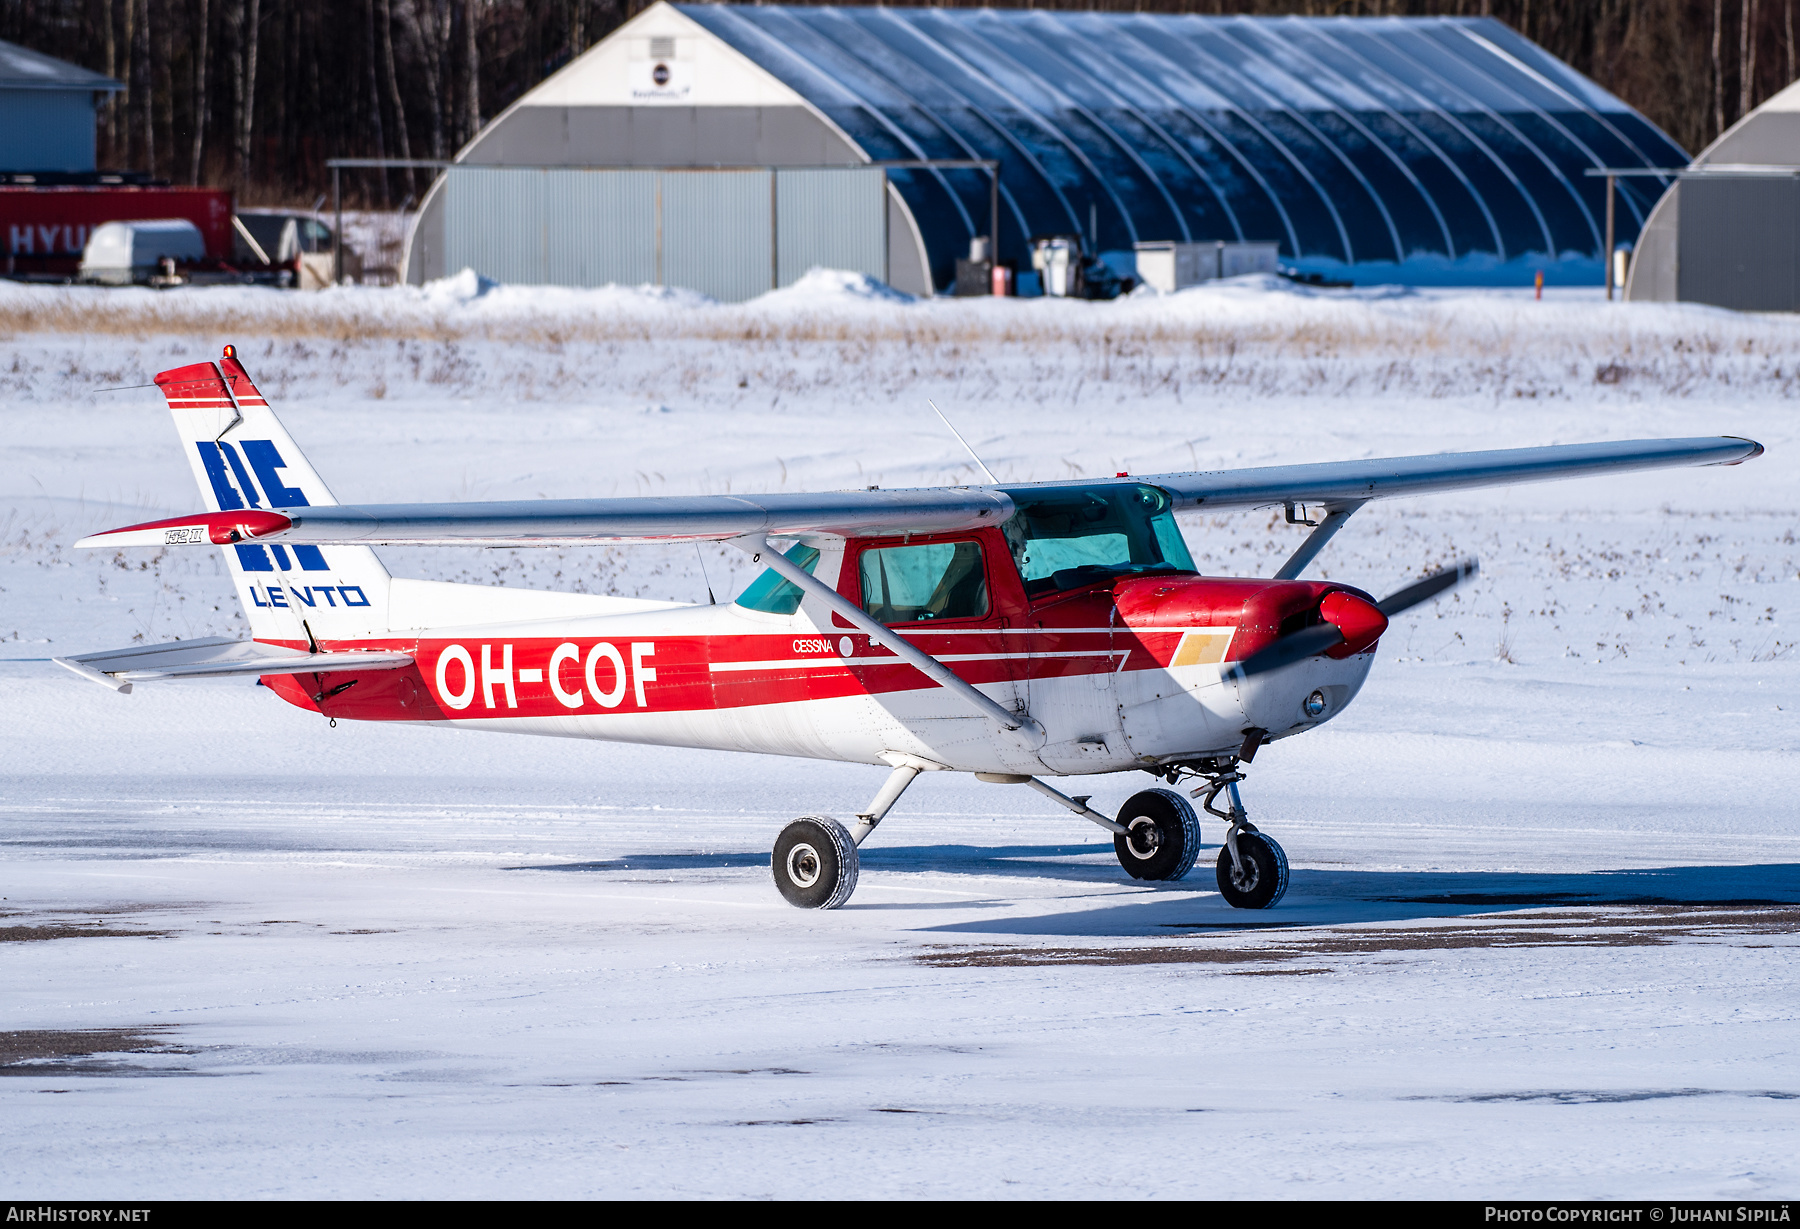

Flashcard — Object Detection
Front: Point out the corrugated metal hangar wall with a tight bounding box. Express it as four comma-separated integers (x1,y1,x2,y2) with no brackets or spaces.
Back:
405,2,1687,297
443,166,887,299
1627,81,1800,312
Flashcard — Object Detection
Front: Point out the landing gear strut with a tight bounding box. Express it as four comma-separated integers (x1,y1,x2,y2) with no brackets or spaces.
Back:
1186,764,1289,909
772,762,925,910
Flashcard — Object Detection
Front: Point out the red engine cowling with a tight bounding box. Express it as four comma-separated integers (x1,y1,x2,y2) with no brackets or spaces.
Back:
1113,575,1387,663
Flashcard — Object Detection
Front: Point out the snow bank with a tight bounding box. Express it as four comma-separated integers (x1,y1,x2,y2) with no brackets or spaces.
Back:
8,263,1794,358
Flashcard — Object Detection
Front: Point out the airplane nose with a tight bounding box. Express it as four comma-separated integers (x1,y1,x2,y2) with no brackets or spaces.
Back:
1320,590,1389,657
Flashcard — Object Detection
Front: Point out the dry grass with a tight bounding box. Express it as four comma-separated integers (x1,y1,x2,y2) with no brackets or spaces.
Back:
0,289,1421,348
6,283,1798,407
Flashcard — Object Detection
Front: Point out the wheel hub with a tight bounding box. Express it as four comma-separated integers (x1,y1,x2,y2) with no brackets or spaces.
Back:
786,842,822,888
1228,850,1259,892
1124,816,1163,859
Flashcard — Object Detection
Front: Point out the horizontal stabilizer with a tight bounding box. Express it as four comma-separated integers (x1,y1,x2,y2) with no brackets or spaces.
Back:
74,510,294,550
56,636,413,692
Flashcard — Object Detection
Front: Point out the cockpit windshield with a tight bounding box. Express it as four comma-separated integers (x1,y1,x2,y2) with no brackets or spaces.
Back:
1000,483,1196,597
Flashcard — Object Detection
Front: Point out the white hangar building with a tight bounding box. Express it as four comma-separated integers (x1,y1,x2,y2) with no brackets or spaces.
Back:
403,2,1686,298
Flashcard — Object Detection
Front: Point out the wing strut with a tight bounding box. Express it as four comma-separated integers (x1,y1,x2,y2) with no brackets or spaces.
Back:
733,535,1046,744
1272,500,1365,580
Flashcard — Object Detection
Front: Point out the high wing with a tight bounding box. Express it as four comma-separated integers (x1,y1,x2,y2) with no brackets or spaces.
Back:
76,488,1014,548
1156,436,1763,511
56,636,414,693
75,437,1761,549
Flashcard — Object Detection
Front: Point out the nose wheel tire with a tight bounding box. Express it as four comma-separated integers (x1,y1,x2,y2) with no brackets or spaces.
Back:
1112,788,1201,882
1216,831,1289,909
773,816,859,909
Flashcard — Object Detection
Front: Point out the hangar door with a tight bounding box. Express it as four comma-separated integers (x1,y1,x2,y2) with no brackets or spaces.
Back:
443,166,887,301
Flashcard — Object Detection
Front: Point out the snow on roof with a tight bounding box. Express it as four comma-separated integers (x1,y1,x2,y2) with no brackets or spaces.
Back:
0,38,122,91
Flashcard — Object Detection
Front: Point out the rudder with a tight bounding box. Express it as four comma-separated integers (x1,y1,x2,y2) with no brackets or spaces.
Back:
157,346,392,646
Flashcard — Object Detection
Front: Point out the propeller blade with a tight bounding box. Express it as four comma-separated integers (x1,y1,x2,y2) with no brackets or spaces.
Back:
1376,557,1479,618
1233,560,1477,680
1231,622,1345,679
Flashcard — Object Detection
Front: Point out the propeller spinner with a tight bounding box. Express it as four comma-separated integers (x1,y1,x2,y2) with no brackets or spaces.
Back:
1232,558,1479,679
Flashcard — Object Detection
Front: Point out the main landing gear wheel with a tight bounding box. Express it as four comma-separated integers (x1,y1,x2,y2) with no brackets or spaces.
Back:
1113,788,1202,882
1216,831,1289,909
772,816,859,909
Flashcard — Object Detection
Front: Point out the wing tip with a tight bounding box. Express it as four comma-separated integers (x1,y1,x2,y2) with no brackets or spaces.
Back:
54,656,131,693
1721,436,1766,464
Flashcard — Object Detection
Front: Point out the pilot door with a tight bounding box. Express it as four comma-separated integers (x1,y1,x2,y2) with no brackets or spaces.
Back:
833,529,1028,749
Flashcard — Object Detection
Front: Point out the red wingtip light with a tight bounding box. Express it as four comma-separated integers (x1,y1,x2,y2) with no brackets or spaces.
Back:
222,344,235,359
1320,590,1389,657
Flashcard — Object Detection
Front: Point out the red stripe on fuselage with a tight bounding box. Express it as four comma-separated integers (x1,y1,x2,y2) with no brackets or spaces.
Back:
258,574,1355,723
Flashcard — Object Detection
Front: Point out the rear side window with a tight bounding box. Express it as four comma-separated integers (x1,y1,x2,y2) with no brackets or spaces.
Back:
860,541,989,623
734,543,820,615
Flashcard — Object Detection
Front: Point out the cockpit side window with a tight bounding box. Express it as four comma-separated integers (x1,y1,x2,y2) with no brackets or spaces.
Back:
1000,483,1196,597
734,543,821,615
859,540,989,623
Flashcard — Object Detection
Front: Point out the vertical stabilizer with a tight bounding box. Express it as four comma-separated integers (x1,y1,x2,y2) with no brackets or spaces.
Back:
156,346,392,645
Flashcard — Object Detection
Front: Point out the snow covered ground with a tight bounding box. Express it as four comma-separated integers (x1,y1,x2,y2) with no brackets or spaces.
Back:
2,273,1797,1198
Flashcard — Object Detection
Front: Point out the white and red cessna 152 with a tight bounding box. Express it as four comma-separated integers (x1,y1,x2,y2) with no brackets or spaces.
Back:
62,348,1763,910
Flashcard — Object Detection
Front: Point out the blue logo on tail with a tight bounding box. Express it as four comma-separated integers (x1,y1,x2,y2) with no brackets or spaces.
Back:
197,440,328,572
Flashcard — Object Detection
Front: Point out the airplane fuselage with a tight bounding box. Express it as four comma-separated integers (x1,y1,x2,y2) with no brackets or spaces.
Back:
262,532,1378,778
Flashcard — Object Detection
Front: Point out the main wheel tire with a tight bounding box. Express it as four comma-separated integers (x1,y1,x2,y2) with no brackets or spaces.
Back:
1112,788,1202,882
772,816,860,909
1215,832,1289,909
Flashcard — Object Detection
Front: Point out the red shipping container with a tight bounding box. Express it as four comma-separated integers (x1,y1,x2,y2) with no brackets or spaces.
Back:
1,187,234,277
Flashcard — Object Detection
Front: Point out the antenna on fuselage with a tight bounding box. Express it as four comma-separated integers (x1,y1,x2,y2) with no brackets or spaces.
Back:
694,542,717,605
927,399,999,485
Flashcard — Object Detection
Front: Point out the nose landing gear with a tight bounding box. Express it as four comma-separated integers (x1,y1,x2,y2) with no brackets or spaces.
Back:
1186,764,1290,909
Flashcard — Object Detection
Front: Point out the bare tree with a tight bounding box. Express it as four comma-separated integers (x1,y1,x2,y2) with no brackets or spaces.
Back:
238,0,259,187
462,0,480,144
1789,0,1796,84
190,0,211,184
401,0,447,158
135,0,153,175
1742,0,1759,118
120,0,136,166
380,0,416,196
101,0,118,162
1714,0,1726,136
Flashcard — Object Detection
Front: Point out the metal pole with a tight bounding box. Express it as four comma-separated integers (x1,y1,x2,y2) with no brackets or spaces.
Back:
989,161,998,274
333,165,342,286
770,168,778,292
1604,173,1615,301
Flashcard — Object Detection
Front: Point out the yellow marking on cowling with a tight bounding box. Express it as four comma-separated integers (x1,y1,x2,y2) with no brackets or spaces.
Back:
1169,630,1233,667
